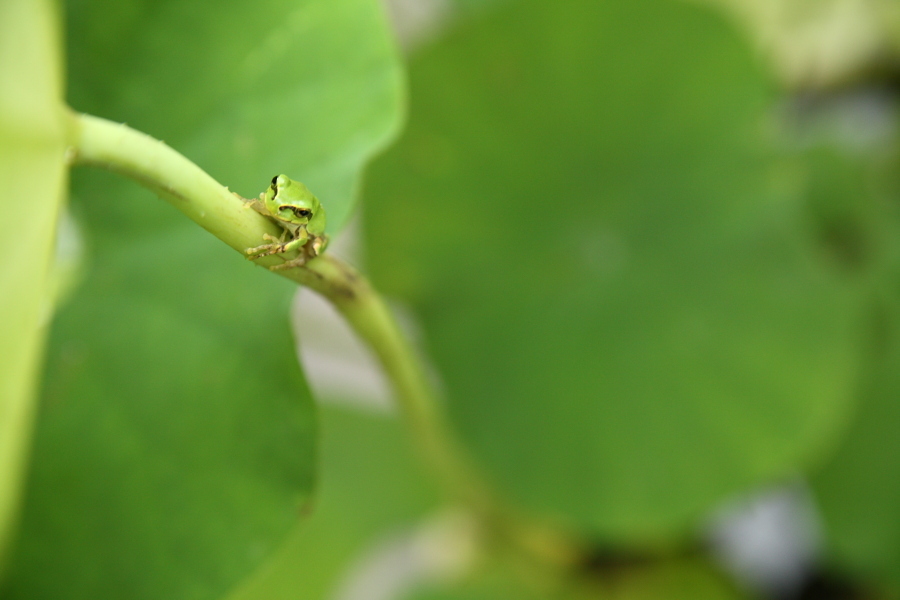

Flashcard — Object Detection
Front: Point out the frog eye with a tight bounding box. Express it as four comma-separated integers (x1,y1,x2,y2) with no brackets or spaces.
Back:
280,205,312,219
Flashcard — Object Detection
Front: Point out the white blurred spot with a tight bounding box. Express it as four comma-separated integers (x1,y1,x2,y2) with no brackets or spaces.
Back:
690,0,895,89
380,0,454,52
45,207,85,322
781,88,899,153
706,481,823,597
293,286,394,412
332,510,480,600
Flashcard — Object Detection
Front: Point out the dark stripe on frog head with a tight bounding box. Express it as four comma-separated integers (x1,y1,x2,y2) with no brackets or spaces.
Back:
280,205,311,218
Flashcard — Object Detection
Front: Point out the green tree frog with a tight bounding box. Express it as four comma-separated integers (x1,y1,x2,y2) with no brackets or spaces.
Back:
245,175,328,270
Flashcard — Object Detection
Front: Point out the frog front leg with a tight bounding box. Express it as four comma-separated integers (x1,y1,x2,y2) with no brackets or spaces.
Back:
245,230,287,259
246,226,308,261
269,232,328,271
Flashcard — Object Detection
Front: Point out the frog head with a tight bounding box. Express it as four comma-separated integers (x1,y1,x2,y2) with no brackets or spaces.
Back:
264,174,321,226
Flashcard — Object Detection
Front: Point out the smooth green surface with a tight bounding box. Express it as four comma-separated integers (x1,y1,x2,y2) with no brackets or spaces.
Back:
227,406,439,600
0,0,66,569
364,0,868,539
2,0,404,597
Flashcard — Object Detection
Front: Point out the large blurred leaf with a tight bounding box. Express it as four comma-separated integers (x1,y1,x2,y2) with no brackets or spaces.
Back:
227,406,439,600
812,192,900,589
813,294,900,588
1,231,316,600
364,0,869,540
0,0,66,568
2,0,404,598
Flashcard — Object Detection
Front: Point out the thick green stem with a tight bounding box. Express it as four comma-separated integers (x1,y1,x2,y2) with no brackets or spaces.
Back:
66,112,288,261
289,255,493,505
66,110,581,572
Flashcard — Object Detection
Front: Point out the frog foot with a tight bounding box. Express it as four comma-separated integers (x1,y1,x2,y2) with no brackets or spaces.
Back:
245,233,289,260
269,255,309,271
268,234,328,271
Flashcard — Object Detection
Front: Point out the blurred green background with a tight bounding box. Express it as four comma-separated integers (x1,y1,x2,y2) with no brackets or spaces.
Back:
4,0,900,599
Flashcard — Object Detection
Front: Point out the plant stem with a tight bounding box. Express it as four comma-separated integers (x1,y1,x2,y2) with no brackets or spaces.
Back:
291,254,494,506
66,110,582,572
66,112,288,258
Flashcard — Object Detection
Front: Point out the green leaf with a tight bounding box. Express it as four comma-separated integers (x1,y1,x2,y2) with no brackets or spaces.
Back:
1,230,315,600
813,308,900,587
363,0,869,539
813,255,900,585
2,0,404,597
226,406,439,600
0,0,66,569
